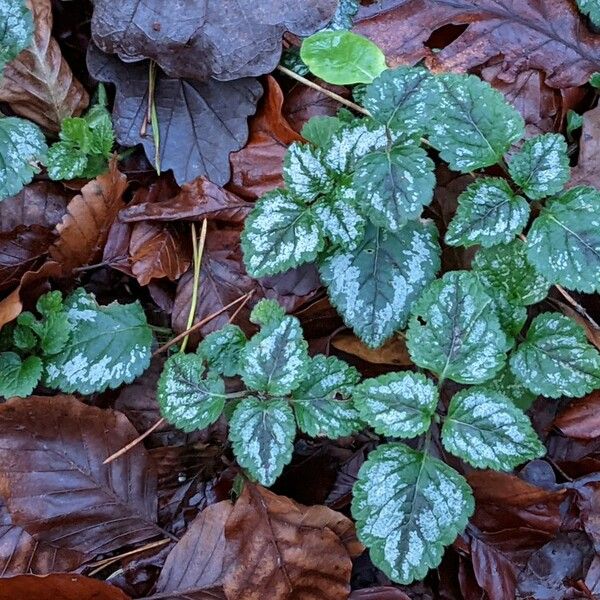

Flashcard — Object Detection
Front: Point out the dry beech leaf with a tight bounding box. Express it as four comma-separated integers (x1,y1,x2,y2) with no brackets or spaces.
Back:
91,0,337,81
554,391,600,440
331,332,412,366
355,0,600,89
229,75,303,200
0,0,89,133
0,396,162,557
570,105,600,189
0,574,131,600
223,483,358,600
49,159,128,274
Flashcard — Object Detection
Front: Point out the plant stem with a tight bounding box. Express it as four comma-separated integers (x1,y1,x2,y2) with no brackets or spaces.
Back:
148,60,161,174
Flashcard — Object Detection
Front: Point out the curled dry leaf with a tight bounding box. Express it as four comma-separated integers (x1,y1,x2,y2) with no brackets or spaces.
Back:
0,395,162,557
355,0,600,89
349,588,411,600
0,0,88,133
91,0,338,81
0,574,131,600
331,332,412,366
554,391,600,440
87,45,262,186
49,159,128,274
229,76,303,200
570,105,600,189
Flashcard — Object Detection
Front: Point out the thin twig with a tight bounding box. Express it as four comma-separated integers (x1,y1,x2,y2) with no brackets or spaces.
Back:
86,538,171,575
103,417,166,464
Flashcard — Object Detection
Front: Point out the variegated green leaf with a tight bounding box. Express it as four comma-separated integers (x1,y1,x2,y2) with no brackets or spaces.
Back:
241,189,324,277
577,0,600,27
283,142,332,200
0,0,33,69
526,187,600,293
0,352,42,399
510,312,600,398
301,116,343,147
354,143,436,232
473,240,550,306
353,372,438,438
442,388,545,471
445,178,529,248
0,117,47,199
407,271,509,384
292,355,362,438
197,324,246,377
314,183,365,248
483,366,538,411
157,353,227,432
240,303,309,396
490,294,527,342
508,133,570,200
319,221,440,348
229,397,295,486
324,0,359,30
428,74,524,172
352,443,474,585
43,289,153,394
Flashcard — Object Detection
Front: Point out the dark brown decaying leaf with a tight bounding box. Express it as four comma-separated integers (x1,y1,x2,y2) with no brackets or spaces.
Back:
87,46,263,186
0,396,162,557
91,0,337,81
570,105,600,189
49,159,128,274
229,76,303,201
355,0,600,89
349,588,411,600
0,0,89,132
554,391,600,440
223,483,358,600
0,574,131,600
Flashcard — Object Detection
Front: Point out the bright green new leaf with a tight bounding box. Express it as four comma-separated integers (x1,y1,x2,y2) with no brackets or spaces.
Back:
445,178,529,248
354,372,438,438
567,111,584,135
157,353,226,432
442,388,545,471
353,142,436,231
301,116,343,147
577,0,600,26
508,133,570,200
526,187,600,293
407,271,509,384
352,443,474,585
43,289,153,394
229,397,296,486
320,221,440,348
292,355,362,438
300,30,387,85
241,189,323,277
284,142,332,200
510,312,600,398
0,0,33,70
0,353,42,399
248,298,286,328
0,117,47,199
591,72,600,88
197,324,246,377
428,73,524,172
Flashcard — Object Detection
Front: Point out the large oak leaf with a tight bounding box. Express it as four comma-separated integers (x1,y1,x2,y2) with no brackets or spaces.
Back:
0,396,163,557
91,0,337,81
87,46,262,185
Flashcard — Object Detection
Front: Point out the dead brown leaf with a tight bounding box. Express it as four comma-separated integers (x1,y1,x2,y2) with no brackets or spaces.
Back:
0,0,88,133
331,332,412,366
570,105,600,189
554,391,600,440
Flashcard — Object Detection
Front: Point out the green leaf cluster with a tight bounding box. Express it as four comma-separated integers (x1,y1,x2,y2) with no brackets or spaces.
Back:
0,288,153,398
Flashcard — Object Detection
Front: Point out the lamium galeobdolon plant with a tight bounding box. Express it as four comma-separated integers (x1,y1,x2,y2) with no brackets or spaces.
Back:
156,34,600,585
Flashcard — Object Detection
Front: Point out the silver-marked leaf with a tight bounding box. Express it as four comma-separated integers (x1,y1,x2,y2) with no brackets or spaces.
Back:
407,271,509,384
484,366,538,411
445,178,529,248
510,312,600,398
354,143,435,232
428,74,524,172
229,397,295,486
508,133,570,200
301,115,343,148
0,117,47,200
248,298,286,328
0,353,41,399
491,294,527,342
157,353,226,432
197,324,246,377
526,187,600,293
442,388,545,471
473,240,550,306
43,289,153,394
324,0,359,30
352,443,474,585
241,189,324,278
284,142,332,200
0,0,33,69
577,0,600,28
292,355,362,438
240,309,309,396
314,183,365,248
320,221,440,348
363,66,438,135
353,372,438,438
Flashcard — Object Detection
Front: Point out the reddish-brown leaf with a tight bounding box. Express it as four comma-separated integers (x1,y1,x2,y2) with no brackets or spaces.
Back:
0,0,89,133
570,105,600,189
0,574,131,600
0,396,162,557
554,391,600,440
331,332,412,367
349,588,411,600
223,483,356,600
49,160,128,273
228,76,303,200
